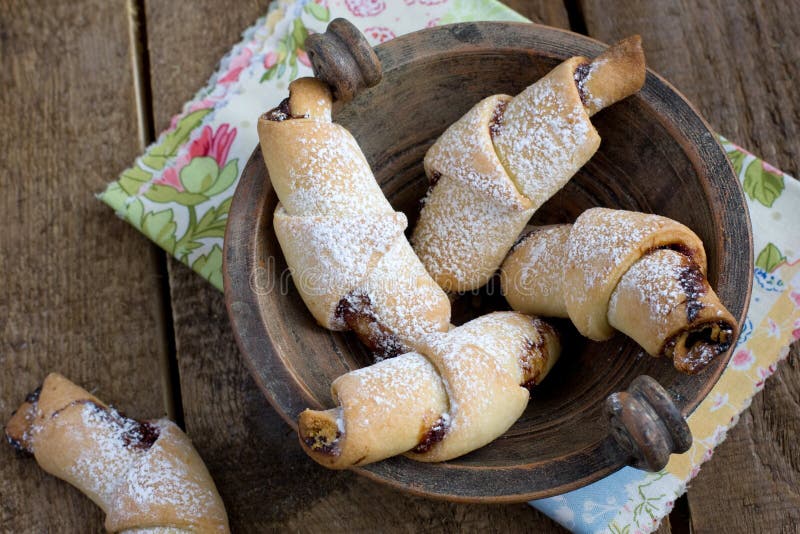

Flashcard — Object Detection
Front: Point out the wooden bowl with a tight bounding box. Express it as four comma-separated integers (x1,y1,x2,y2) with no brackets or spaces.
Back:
223,21,752,502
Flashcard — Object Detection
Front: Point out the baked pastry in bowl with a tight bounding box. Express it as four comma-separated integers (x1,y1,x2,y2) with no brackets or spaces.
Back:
223,21,751,502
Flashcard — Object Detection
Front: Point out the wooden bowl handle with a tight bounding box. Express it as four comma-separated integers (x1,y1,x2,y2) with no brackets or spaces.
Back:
605,375,692,471
305,18,382,103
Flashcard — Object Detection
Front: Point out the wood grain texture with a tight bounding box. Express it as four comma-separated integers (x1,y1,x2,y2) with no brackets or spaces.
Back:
0,0,170,531
146,0,569,530
504,0,570,27
225,20,749,502
579,1,800,532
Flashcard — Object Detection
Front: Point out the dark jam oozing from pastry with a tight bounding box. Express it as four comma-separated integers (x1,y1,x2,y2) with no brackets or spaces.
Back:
574,62,592,106
520,336,545,390
510,228,538,253
121,420,161,451
5,388,161,455
86,402,161,451
25,387,41,404
520,318,555,389
649,245,707,322
489,100,508,140
658,243,704,271
676,262,707,323
412,416,449,454
303,431,341,456
6,434,29,455
663,321,734,374
263,97,306,122
57,401,161,451
336,291,405,360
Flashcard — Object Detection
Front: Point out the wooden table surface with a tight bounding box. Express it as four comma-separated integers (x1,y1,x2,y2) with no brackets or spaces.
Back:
1,1,798,532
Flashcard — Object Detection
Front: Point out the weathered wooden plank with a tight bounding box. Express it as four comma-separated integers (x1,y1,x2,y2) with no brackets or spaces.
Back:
504,0,571,28
579,1,800,532
0,0,170,531
145,0,568,530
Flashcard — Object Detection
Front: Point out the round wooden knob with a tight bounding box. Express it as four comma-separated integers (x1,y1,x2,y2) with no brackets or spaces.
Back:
305,18,382,103
605,375,692,471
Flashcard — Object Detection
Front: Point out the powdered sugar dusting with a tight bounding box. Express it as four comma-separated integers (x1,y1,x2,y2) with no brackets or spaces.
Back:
575,58,607,112
424,95,528,209
330,313,555,462
274,208,407,328
420,313,542,431
494,74,599,208
502,226,570,316
365,239,451,342
413,175,533,291
567,209,668,302
342,352,446,430
609,249,689,343
110,423,227,531
268,116,450,344
279,122,391,217
68,403,147,507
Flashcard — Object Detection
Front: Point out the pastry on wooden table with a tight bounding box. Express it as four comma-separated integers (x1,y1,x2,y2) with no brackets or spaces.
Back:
500,208,737,374
297,311,560,468
5,373,229,533
412,36,646,292
258,77,451,357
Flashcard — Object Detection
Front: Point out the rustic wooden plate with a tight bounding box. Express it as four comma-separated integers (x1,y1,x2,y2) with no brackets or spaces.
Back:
223,22,752,502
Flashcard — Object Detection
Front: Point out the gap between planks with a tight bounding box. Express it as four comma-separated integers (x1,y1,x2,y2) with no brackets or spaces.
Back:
126,0,185,427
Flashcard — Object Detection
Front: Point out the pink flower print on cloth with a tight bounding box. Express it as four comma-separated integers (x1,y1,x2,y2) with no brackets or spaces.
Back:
730,348,756,370
364,27,396,43
345,0,386,17
218,48,254,84
155,124,237,193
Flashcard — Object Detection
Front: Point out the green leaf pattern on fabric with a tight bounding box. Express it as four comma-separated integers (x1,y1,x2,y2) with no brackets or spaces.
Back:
305,1,329,22
143,184,208,206
756,243,786,272
118,166,154,197
261,5,327,83
440,0,529,24
142,109,212,171
181,157,220,194
725,142,786,207
192,245,224,289
743,160,785,207
142,209,178,252
102,118,238,276
113,109,212,196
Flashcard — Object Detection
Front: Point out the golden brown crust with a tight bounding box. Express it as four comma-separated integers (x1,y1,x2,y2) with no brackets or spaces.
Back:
260,77,451,351
608,248,737,374
4,373,229,533
413,39,645,293
581,35,646,116
566,208,707,340
298,312,560,468
500,225,571,318
500,209,734,374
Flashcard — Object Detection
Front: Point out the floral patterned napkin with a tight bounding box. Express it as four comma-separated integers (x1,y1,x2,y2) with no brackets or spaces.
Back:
99,1,800,532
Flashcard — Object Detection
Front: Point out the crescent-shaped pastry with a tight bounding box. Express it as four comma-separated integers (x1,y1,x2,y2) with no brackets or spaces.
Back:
412,36,646,292
259,77,450,357
297,311,560,468
501,208,737,374
5,373,229,533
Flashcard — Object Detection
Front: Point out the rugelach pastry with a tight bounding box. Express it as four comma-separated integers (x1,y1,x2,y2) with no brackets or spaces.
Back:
297,311,559,468
5,373,229,533
412,36,646,292
259,77,451,357
501,208,737,374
